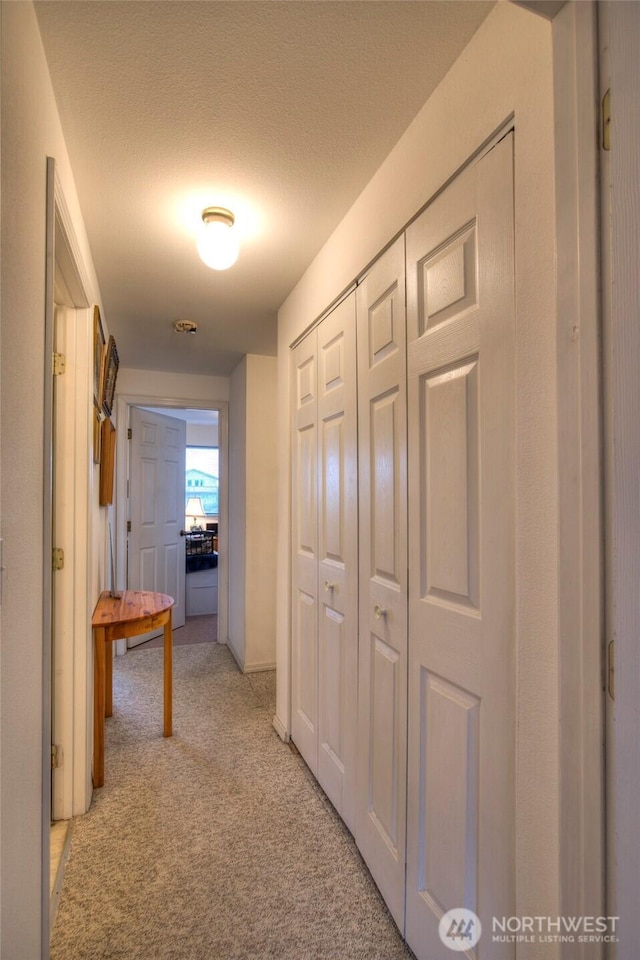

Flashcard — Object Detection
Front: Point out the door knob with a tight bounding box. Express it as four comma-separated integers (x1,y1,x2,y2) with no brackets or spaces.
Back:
324,580,336,592
374,604,387,619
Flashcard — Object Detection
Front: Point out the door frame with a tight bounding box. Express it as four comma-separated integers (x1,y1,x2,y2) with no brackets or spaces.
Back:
599,1,640,952
553,0,605,934
114,395,229,650
51,298,94,823
43,158,95,952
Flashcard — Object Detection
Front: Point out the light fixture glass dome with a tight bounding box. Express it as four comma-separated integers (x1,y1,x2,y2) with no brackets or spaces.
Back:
197,207,239,270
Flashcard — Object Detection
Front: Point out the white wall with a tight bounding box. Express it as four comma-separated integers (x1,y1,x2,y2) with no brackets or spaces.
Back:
244,354,278,669
117,367,229,405
228,355,277,671
276,0,560,939
228,357,247,664
186,422,218,447
0,2,104,954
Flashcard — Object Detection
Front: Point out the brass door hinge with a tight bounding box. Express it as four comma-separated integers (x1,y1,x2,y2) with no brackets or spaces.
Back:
608,638,615,700
127,428,132,440
602,89,611,151
52,548,64,571
51,744,63,769
53,353,66,376
127,521,132,533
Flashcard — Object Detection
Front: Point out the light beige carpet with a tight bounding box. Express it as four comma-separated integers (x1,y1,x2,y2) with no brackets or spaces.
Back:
51,642,415,960
131,614,217,651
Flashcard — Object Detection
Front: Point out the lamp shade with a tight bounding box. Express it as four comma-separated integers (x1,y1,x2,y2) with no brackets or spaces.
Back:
185,496,206,525
197,207,239,270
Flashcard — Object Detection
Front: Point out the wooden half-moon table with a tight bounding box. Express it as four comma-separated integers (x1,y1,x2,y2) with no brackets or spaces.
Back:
92,590,174,787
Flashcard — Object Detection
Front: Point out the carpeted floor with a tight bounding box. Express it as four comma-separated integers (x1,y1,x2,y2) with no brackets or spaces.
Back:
131,614,217,650
50,642,415,960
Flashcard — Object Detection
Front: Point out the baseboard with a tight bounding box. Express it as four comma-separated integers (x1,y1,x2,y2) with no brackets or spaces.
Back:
50,819,73,932
226,640,275,675
243,660,276,674
272,713,290,743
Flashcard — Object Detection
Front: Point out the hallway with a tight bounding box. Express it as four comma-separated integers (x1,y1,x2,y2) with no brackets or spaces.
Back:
51,641,414,959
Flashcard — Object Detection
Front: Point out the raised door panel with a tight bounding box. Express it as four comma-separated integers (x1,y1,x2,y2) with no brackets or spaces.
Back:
138,545,157,592
291,331,319,772
368,635,401,854
297,425,317,559
140,459,158,531
422,359,479,611
406,135,515,959
370,389,402,587
294,588,317,737
356,236,408,931
317,294,358,833
418,673,480,915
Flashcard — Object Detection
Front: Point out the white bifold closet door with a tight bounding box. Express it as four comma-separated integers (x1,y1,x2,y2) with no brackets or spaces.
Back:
355,236,408,930
404,133,516,958
290,293,358,832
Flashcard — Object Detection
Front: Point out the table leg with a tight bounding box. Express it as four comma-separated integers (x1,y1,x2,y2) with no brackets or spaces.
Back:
163,609,173,737
105,640,113,718
93,626,106,788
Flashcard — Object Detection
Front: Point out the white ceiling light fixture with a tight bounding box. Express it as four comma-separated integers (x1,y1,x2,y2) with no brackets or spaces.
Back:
197,206,239,271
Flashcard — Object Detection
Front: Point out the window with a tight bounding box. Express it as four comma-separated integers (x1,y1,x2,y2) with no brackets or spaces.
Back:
185,446,219,517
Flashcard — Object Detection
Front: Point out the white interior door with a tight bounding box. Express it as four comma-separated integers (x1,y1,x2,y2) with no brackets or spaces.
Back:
317,293,358,833
128,406,186,646
405,133,516,958
291,331,319,771
356,236,408,930
52,303,72,819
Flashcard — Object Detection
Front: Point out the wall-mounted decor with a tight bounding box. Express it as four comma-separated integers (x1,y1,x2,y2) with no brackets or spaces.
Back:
101,335,119,417
93,305,105,409
99,418,116,505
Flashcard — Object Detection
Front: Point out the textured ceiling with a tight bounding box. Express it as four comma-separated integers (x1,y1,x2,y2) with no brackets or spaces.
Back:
35,0,494,376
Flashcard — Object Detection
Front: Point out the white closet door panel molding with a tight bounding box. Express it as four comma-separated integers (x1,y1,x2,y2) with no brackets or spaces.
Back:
356,236,408,931
405,134,516,959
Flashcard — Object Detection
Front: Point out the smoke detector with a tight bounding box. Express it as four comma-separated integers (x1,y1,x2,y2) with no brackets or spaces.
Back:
174,319,198,334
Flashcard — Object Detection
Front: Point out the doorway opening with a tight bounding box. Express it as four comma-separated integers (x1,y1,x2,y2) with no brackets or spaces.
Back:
114,399,229,657
184,442,219,620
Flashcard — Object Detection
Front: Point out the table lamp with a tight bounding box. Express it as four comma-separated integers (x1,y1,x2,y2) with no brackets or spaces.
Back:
185,496,206,531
